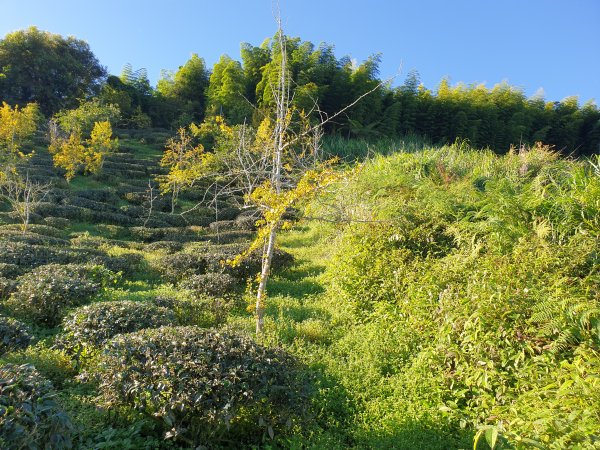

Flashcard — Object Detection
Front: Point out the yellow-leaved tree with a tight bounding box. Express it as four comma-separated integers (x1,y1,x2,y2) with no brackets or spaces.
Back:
49,120,118,181
0,102,39,167
157,125,217,213
157,19,380,333
0,102,50,233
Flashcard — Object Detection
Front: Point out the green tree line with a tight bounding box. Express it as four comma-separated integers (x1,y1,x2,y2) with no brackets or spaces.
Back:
1,27,599,155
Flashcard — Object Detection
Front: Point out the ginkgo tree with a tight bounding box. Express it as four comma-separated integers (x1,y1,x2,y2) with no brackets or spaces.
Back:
159,18,381,334
0,102,52,233
0,102,39,164
49,120,119,181
157,125,216,213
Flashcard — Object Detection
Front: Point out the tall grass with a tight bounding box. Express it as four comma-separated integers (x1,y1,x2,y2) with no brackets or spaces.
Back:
262,140,600,449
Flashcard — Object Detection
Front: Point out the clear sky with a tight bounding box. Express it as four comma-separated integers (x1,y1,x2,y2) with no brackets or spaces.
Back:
1,0,598,104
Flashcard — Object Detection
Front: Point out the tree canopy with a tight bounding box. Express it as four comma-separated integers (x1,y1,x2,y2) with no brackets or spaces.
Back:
0,27,106,115
0,27,598,155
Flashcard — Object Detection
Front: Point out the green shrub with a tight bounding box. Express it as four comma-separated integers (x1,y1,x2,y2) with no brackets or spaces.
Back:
208,219,238,232
0,211,19,224
43,217,70,229
129,226,201,243
178,272,237,297
0,223,66,239
6,264,103,327
0,277,18,299
157,252,207,282
0,263,21,279
202,244,294,280
72,189,118,204
151,295,232,328
234,215,257,230
0,317,33,355
0,241,58,267
0,229,69,247
0,240,133,275
145,240,183,253
0,364,74,449
57,301,176,357
98,326,303,445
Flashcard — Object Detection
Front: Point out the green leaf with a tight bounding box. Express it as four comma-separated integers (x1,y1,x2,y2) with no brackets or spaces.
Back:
485,427,498,449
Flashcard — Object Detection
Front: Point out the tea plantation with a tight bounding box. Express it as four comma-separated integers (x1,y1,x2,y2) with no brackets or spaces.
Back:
1,132,599,449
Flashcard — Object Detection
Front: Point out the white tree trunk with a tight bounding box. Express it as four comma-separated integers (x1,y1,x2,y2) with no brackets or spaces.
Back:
255,225,277,334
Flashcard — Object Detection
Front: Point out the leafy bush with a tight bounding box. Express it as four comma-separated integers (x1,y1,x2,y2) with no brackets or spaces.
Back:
57,301,176,357
43,217,70,229
157,252,208,282
0,263,22,279
0,211,20,224
72,189,118,203
322,145,600,448
0,277,18,299
145,240,183,253
178,272,237,297
208,219,238,232
0,316,33,355
0,223,66,239
0,364,73,449
151,295,232,328
234,215,257,230
129,226,201,243
159,244,293,283
202,243,294,280
0,241,59,268
215,206,241,221
98,326,303,444
0,240,137,275
0,229,69,247
5,264,103,327
31,202,92,222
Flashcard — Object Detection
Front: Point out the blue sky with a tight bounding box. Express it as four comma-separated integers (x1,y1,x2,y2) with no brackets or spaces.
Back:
1,0,598,104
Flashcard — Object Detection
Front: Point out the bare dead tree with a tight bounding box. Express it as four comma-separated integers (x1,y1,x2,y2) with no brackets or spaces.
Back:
0,170,51,233
143,179,158,228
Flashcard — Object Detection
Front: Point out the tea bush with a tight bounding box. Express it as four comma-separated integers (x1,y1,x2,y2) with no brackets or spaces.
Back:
0,364,74,450
145,240,183,253
158,252,208,282
57,301,176,357
71,189,117,203
203,244,294,280
6,264,103,327
178,272,237,297
43,217,70,229
0,229,69,247
0,277,18,299
98,326,303,445
0,223,66,239
0,316,33,355
151,295,233,328
0,263,21,279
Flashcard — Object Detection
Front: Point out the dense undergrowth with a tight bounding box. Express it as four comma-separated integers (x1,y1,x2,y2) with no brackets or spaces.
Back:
1,132,599,449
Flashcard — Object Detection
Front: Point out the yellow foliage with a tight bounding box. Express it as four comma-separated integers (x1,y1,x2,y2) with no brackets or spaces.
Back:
49,121,118,181
158,126,215,194
228,161,348,268
253,117,275,155
0,102,39,160
189,115,233,139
